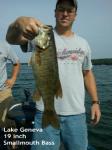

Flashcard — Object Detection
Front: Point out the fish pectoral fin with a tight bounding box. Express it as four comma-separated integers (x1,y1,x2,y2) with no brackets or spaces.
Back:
55,80,63,99
32,89,41,101
42,110,60,129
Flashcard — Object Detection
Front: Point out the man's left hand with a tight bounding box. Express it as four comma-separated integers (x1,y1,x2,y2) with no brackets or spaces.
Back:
5,78,16,88
91,104,101,125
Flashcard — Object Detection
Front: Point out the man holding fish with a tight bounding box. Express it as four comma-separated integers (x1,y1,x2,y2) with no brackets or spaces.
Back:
6,0,101,150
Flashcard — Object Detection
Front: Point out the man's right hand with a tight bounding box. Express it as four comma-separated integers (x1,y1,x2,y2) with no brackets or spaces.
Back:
15,16,44,40
6,16,44,45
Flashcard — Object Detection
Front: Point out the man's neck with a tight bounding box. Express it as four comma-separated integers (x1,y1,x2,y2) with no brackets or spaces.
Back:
55,26,74,37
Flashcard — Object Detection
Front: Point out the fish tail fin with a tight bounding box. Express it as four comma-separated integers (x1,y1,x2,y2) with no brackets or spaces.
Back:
42,110,60,129
32,89,41,101
55,80,63,99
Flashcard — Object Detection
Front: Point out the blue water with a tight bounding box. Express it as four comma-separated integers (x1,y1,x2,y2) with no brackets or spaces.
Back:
7,64,112,150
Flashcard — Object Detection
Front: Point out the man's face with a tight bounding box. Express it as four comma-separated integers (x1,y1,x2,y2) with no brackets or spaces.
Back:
55,2,76,28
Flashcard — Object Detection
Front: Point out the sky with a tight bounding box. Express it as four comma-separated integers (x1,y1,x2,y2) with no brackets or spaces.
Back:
0,0,112,62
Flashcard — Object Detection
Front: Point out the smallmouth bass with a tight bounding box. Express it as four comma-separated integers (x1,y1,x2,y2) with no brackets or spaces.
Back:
30,26,62,129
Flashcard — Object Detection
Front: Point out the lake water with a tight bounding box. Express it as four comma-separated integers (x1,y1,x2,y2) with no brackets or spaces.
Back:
7,64,112,150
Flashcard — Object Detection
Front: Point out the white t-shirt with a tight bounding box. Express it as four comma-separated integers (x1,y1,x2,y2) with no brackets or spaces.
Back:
28,30,92,115
0,41,19,90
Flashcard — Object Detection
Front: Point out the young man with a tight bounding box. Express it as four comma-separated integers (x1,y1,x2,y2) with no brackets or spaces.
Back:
6,0,101,150
0,41,20,127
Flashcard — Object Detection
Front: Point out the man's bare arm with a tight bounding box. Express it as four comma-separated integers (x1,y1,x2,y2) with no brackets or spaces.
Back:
83,70,101,124
5,61,20,88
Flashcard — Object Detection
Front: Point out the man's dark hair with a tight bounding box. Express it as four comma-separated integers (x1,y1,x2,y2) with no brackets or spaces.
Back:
56,0,78,12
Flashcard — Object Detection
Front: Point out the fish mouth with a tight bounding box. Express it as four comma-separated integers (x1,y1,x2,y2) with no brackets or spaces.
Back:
34,27,51,50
